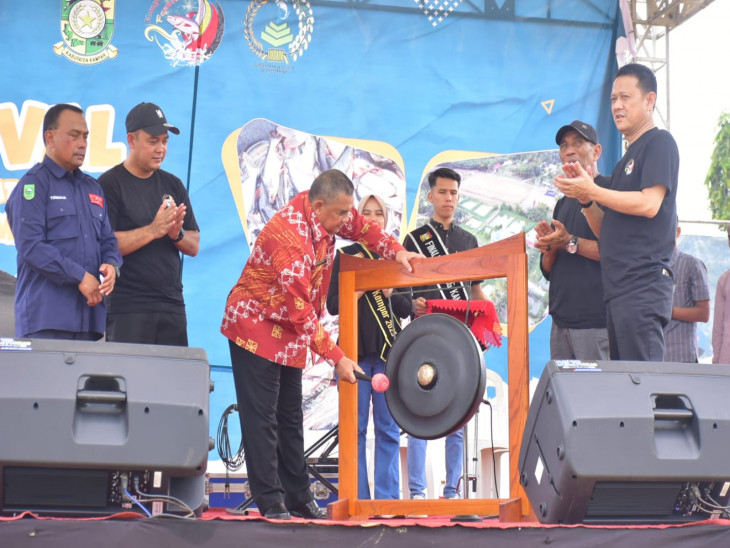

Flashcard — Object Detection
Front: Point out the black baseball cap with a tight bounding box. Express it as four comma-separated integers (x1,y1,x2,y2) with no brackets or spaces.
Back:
125,102,180,136
555,120,598,146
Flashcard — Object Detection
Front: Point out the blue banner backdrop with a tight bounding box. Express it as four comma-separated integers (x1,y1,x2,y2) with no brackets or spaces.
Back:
0,0,624,442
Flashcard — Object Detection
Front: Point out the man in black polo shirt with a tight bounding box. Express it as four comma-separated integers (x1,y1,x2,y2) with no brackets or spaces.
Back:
98,102,200,346
554,64,678,361
535,121,609,360
404,167,486,500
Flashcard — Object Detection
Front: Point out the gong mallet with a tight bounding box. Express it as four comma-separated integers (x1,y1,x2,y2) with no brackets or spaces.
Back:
353,371,390,393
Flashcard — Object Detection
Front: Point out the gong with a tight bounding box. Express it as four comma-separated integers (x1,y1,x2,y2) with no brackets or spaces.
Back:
385,313,486,440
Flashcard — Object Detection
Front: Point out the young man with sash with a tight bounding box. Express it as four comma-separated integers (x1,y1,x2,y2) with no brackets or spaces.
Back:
327,193,412,500
404,167,486,499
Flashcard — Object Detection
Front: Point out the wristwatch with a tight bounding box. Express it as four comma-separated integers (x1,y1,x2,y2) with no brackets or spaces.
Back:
173,228,185,243
566,235,578,254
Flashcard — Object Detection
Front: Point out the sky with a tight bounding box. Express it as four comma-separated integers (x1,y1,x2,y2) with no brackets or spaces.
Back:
667,0,730,234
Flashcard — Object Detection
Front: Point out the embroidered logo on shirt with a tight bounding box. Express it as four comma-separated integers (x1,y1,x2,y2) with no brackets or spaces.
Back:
625,159,635,175
420,232,432,242
89,193,104,208
23,184,35,200
271,325,283,339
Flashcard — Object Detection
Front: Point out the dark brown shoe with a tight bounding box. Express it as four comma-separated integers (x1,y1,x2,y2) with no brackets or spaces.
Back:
289,500,326,519
263,502,291,520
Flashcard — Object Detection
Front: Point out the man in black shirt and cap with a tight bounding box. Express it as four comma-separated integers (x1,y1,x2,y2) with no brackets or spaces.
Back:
535,120,609,360
98,102,200,346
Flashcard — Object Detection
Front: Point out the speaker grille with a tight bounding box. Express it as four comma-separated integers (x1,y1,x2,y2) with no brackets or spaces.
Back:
586,481,683,518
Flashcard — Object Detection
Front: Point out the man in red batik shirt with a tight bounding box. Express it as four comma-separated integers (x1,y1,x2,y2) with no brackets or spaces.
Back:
221,169,419,520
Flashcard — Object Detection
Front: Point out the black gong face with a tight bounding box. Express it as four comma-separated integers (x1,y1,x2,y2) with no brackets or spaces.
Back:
385,313,486,439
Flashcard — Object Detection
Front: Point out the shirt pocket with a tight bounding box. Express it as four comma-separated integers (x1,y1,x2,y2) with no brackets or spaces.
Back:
87,202,104,237
46,200,78,241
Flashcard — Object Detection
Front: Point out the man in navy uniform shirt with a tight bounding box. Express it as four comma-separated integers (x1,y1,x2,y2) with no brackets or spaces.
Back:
6,103,121,340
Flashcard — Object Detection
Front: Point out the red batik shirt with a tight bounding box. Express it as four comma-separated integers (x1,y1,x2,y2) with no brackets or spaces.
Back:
221,191,404,368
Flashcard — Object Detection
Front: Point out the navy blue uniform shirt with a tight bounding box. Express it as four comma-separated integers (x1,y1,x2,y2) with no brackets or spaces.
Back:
6,155,122,338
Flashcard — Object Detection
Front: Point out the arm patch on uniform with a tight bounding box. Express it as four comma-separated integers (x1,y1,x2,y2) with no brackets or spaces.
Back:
23,184,35,200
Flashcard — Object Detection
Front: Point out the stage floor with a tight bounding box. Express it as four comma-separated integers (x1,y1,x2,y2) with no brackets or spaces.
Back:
2,508,730,547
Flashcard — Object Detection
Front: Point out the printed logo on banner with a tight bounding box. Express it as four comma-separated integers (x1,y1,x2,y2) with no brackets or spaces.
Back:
144,0,225,67
53,0,118,64
244,0,314,74
413,0,462,27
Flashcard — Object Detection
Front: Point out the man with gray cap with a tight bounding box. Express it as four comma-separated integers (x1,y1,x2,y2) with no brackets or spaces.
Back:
534,120,609,360
98,102,199,346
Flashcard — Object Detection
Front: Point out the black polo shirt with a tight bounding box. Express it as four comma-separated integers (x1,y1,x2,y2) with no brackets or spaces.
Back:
98,164,199,313
541,175,609,329
599,128,678,301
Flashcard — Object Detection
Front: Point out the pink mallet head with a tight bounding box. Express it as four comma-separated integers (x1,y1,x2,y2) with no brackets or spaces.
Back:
371,373,390,393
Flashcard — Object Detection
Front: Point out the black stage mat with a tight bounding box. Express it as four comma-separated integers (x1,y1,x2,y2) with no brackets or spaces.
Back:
1,513,730,548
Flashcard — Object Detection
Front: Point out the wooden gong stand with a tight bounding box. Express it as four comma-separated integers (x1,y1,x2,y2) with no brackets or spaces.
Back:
329,232,532,521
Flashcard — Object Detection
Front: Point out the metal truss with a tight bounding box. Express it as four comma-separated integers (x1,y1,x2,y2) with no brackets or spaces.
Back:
626,0,716,129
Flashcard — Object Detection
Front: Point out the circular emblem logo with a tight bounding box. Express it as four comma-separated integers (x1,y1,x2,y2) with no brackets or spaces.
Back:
244,0,314,72
144,0,226,67
69,1,106,39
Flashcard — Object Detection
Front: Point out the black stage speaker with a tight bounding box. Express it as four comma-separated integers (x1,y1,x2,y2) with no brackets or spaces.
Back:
519,360,730,524
0,338,214,517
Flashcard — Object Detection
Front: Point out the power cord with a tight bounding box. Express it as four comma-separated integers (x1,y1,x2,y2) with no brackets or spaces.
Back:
123,487,153,517
691,484,730,519
217,403,246,499
217,404,245,471
134,476,196,519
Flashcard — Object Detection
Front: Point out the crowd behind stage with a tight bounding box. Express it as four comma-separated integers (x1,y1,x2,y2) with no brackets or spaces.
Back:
5,63,730,516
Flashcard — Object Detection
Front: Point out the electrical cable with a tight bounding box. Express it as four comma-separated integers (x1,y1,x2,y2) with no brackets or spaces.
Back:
134,493,195,519
217,403,246,501
705,492,730,513
134,477,196,519
688,484,730,519
217,404,245,471
123,488,153,517
697,494,730,517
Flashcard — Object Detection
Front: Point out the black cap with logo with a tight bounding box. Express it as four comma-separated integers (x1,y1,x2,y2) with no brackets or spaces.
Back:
125,102,180,136
555,120,598,146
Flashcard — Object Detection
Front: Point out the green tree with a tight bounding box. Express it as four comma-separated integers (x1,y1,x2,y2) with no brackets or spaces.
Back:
705,112,730,228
